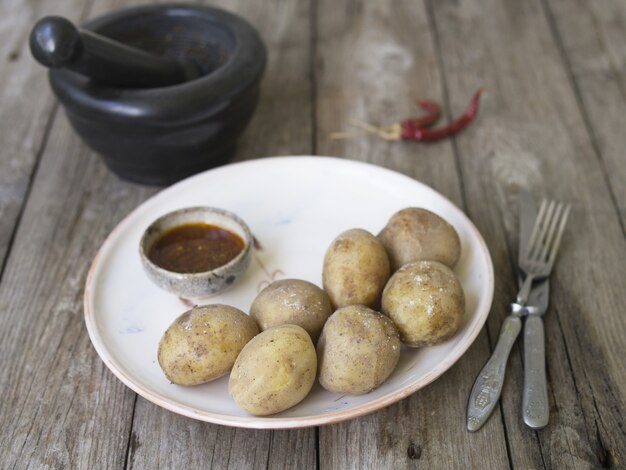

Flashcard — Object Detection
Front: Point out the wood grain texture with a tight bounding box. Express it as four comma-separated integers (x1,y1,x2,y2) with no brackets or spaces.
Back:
315,1,511,468
430,0,626,468
0,0,89,272
0,0,625,468
228,0,313,161
0,113,156,469
542,0,626,233
0,1,157,468
314,0,464,199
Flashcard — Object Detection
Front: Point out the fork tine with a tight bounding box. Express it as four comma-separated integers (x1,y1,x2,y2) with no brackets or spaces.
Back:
526,199,570,267
547,203,570,267
527,199,548,259
541,202,564,261
534,201,556,259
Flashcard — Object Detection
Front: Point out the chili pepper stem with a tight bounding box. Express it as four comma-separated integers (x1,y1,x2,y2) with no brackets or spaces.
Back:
330,130,371,140
349,119,401,141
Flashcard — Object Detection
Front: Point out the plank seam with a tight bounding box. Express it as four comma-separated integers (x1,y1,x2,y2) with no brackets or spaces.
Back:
0,103,58,286
315,426,320,470
0,0,97,287
310,1,320,463
494,204,533,470
265,430,274,469
423,1,468,215
552,305,600,458
424,2,515,468
11,398,44,470
493,209,516,470
123,394,139,469
539,0,626,239
565,304,626,462
309,0,318,156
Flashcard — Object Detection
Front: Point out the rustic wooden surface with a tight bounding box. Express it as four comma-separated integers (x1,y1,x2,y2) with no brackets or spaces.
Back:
0,0,624,468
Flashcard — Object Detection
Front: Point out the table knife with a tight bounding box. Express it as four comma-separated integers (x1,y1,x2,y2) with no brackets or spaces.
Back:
520,194,550,430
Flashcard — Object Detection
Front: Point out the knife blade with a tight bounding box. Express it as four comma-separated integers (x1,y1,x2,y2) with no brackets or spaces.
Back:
519,192,550,429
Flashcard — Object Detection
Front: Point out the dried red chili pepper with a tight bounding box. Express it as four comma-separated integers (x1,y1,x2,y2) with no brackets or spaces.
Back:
400,90,482,141
401,100,441,130
330,89,482,142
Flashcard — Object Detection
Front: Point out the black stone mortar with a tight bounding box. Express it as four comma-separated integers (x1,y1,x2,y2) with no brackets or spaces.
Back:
34,4,266,185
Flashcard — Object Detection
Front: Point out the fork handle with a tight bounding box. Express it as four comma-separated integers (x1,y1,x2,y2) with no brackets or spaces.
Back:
522,315,549,429
467,315,522,432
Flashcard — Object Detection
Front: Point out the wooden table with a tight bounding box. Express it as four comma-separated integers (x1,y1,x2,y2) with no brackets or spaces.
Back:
2,0,625,468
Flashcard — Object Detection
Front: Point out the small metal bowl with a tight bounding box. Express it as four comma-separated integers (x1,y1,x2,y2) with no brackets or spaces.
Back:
139,207,252,298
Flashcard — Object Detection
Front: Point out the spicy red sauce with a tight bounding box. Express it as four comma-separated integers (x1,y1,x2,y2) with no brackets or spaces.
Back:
148,223,244,273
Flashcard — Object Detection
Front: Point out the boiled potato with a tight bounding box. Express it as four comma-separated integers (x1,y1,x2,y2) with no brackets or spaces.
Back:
378,207,461,271
381,260,465,347
317,305,400,394
250,278,332,342
322,228,390,309
158,304,259,386
229,324,317,415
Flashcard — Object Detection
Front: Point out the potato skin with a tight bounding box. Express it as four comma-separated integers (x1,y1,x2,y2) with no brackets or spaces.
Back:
317,305,401,395
229,325,317,416
157,304,259,386
378,207,461,271
250,279,332,342
322,228,390,309
381,261,465,347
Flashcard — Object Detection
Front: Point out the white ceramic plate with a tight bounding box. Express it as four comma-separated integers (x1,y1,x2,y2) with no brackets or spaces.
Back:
84,156,494,429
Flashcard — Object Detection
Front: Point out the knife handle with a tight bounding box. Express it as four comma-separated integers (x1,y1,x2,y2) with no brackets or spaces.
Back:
467,315,522,432
522,315,549,429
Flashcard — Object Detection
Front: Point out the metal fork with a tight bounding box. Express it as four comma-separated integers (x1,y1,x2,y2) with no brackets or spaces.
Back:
514,200,570,312
467,198,569,431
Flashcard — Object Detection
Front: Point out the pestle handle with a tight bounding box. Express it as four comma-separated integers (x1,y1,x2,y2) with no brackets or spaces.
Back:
29,16,201,88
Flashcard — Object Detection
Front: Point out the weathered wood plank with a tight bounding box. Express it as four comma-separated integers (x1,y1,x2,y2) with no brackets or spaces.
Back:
229,0,313,162
0,0,90,272
2,0,626,469
0,0,158,468
542,0,626,233
126,405,273,469
430,0,626,468
125,0,318,468
315,0,464,199
0,114,156,469
315,1,512,468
